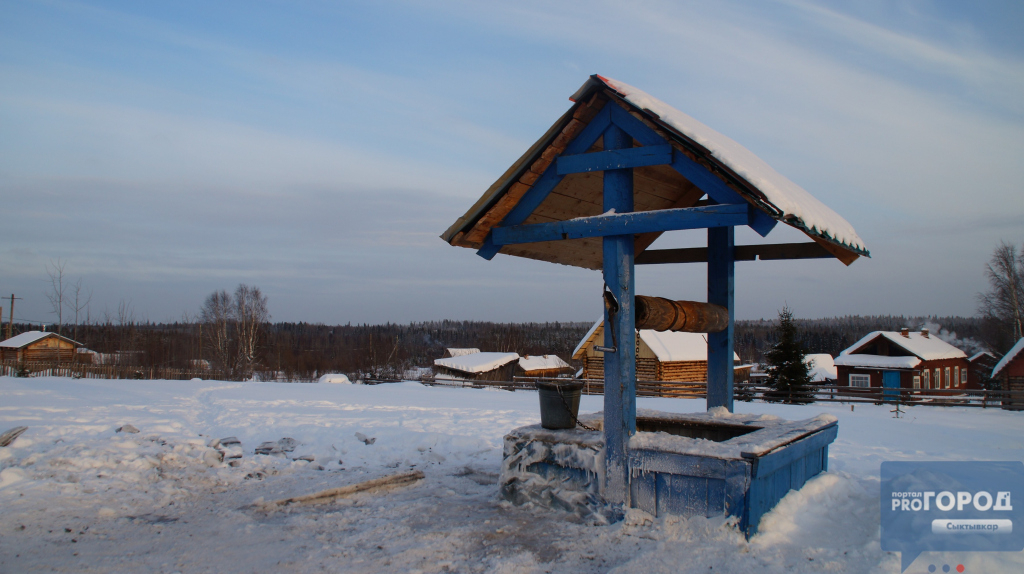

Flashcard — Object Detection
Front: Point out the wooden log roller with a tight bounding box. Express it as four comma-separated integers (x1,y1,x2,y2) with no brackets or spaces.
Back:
634,295,728,333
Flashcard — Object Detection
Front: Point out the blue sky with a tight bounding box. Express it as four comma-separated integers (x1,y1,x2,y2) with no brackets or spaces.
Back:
1,0,1022,325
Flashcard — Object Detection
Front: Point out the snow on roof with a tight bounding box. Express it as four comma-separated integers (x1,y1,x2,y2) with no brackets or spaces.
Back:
0,330,79,348
574,320,739,362
445,348,480,357
588,76,867,255
970,351,996,362
833,355,922,369
518,355,570,372
434,352,519,374
805,354,837,382
840,331,966,361
992,339,1024,379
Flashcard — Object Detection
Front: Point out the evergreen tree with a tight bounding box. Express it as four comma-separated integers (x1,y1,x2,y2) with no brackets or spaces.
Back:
764,306,814,404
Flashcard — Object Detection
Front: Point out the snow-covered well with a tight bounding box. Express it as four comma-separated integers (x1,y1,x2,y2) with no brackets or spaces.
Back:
501,408,837,535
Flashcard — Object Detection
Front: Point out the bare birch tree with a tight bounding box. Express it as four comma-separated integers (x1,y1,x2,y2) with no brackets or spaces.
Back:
234,284,269,380
45,258,68,335
70,278,92,343
201,290,235,378
978,241,1024,352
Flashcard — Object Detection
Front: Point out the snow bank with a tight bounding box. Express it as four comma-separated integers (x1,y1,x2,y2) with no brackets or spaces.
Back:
317,373,352,384
805,354,837,382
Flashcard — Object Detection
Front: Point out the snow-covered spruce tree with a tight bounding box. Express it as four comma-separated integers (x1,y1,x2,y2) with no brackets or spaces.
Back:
764,306,814,404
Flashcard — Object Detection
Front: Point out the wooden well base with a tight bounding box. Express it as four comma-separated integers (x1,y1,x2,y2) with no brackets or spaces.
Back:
499,409,838,535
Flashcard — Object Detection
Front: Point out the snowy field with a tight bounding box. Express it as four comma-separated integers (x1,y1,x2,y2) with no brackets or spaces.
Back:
1,377,1023,573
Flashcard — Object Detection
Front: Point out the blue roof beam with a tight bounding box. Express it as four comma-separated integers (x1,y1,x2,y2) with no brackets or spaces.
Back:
490,203,752,246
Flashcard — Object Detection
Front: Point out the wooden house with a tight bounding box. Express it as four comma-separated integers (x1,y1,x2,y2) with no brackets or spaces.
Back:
573,320,746,382
833,328,968,393
967,351,998,391
516,354,573,378
0,331,80,363
991,339,1024,410
433,351,519,382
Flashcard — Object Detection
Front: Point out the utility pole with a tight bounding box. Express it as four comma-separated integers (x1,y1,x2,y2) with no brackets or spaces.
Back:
8,294,22,340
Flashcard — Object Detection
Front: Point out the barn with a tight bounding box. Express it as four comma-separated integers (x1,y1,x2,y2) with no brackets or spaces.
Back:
516,354,573,378
573,320,746,382
967,351,998,390
991,339,1024,410
0,331,80,363
833,328,968,393
432,351,519,382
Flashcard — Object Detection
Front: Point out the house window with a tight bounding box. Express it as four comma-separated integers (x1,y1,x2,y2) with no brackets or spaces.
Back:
954,367,960,387
923,369,930,390
913,375,921,389
945,367,951,389
962,370,967,386
850,374,870,388
935,368,941,389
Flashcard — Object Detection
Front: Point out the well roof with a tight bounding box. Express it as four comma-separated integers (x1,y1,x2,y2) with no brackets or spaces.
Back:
442,75,868,270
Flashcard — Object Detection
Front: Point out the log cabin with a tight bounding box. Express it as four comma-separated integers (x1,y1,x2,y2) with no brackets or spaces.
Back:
432,351,519,382
834,328,968,394
0,331,80,363
991,339,1024,410
573,320,747,382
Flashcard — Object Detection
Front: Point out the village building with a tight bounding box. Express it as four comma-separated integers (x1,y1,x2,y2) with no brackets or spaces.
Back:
967,351,998,390
0,331,80,363
432,351,519,382
573,320,748,383
833,328,968,393
806,354,837,382
516,354,573,378
991,339,1024,410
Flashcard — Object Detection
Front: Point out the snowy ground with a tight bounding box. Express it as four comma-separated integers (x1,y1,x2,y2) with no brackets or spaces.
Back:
1,377,1022,573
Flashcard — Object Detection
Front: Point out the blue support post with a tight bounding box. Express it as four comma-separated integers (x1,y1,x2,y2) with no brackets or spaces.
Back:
707,226,735,411
601,124,636,504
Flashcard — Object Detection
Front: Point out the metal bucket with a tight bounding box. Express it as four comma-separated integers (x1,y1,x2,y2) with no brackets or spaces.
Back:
536,380,584,429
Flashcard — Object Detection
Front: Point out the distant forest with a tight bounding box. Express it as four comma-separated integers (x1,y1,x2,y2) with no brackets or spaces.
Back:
7,315,993,381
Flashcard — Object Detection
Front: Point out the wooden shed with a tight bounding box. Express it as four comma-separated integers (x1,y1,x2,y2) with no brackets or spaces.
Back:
573,320,746,382
432,351,519,382
834,329,968,394
516,354,573,378
992,339,1024,410
0,331,80,363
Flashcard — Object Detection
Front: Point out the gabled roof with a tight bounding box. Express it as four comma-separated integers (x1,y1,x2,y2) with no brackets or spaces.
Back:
0,330,80,349
434,352,519,374
992,339,1024,379
840,331,966,362
970,351,996,363
445,348,480,357
443,75,868,270
573,319,738,362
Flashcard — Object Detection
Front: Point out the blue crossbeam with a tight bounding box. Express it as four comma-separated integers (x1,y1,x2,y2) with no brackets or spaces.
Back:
490,204,750,246
556,144,673,175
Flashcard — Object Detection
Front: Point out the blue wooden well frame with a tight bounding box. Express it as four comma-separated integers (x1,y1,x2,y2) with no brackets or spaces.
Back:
447,77,863,531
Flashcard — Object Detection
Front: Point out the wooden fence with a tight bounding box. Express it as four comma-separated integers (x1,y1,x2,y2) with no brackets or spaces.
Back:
410,376,1024,409
0,361,210,381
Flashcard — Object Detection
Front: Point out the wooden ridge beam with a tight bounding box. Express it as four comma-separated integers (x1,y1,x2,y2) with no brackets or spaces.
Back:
491,204,750,246
556,144,673,175
635,241,834,265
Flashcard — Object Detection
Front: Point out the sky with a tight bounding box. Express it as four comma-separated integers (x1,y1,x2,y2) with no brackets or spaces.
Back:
1,0,1022,326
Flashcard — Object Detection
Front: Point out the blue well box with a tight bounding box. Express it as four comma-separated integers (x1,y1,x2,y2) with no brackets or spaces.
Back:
500,408,838,534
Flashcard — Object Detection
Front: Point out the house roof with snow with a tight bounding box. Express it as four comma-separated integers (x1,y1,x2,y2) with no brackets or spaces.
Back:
0,330,80,349
834,330,966,370
434,352,519,374
573,319,739,362
518,354,571,373
806,354,837,382
992,339,1024,379
442,74,868,270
